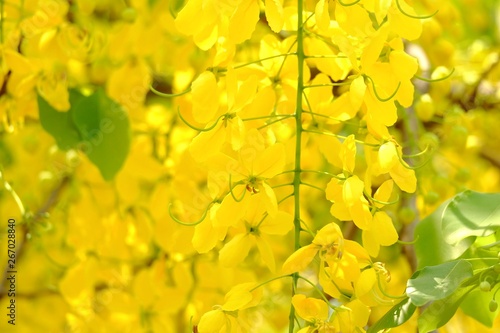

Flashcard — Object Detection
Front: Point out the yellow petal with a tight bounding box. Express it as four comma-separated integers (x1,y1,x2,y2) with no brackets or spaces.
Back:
215,194,247,228
344,239,370,261
315,0,330,32
346,299,371,328
259,182,279,215
292,294,329,322
390,161,417,193
388,2,422,41
329,93,357,121
360,26,389,69
373,211,398,246
318,136,343,169
189,123,226,162
193,208,227,253
222,283,254,311
227,116,246,151
193,19,219,51
336,3,373,37
174,0,204,36
191,71,220,123
256,236,275,271
350,76,366,112
260,211,293,235
313,223,343,247
253,143,286,178
3,49,35,74
340,134,357,173
342,175,364,206
229,0,260,44
378,141,398,173
373,179,394,208
265,0,284,33
362,228,379,257
330,202,352,221
282,244,318,274
355,268,376,298
198,309,227,332
305,38,351,81
390,50,418,81
396,79,415,108
219,234,253,267
326,177,343,202
349,200,372,230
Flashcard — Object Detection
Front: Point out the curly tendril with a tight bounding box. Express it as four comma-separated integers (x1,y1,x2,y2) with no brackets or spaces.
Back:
365,76,401,102
338,0,361,6
395,0,438,20
150,84,191,97
229,174,246,202
414,68,455,82
177,108,224,132
168,202,209,226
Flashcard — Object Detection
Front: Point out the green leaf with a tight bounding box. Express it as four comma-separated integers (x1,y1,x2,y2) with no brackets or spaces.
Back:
71,88,131,181
407,260,473,306
414,200,474,269
38,90,84,150
461,288,500,327
367,297,416,333
418,283,477,333
442,190,500,245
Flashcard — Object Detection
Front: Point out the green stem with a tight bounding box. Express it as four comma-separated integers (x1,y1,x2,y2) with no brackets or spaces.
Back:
234,52,297,69
290,0,304,331
297,275,339,310
304,129,380,147
250,274,292,292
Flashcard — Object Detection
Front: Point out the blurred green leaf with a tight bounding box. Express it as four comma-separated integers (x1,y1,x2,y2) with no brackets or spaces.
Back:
418,281,477,333
72,88,130,181
38,88,130,181
407,260,473,306
461,288,500,327
38,90,84,150
367,297,416,333
414,200,474,269
442,190,500,245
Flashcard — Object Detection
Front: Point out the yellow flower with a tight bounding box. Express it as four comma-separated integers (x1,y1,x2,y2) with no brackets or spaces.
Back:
362,211,398,257
219,193,292,270
292,294,331,331
189,68,261,162
292,295,371,333
175,0,260,50
326,175,372,230
198,283,262,333
376,139,417,193
282,222,344,274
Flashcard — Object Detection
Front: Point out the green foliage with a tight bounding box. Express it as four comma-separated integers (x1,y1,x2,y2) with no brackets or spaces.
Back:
38,90,84,151
414,200,473,269
462,288,499,327
38,89,131,180
418,280,478,333
367,297,416,333
409,190,500,330
407,260,473,306
442,191,500,244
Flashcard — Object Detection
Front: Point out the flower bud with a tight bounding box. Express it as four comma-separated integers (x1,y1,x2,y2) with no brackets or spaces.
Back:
480,281,492,292
490,300,498,312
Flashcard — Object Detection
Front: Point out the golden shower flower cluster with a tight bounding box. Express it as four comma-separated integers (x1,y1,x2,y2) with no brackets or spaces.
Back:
2,1,500,333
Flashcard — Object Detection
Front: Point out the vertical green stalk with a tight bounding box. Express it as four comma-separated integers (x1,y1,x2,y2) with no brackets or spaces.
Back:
289,0,304,331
